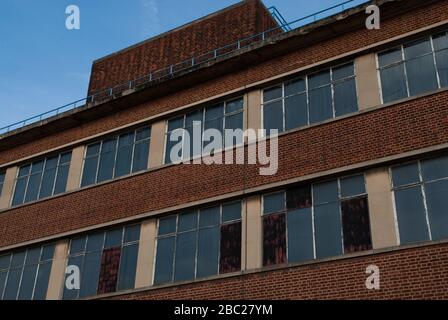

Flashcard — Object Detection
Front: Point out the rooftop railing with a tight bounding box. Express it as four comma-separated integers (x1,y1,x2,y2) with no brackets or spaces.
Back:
0,0,368,136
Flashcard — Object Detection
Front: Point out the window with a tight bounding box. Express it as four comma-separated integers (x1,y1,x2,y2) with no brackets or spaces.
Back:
378,32,448,103
81,126,151,187
262,175,372,266
0,244,55,300
63,225,140,299
0,171,5,197
154,201,242,285
164,98,244,164
12,152,72,206
262,63,358,133
391,155,448,245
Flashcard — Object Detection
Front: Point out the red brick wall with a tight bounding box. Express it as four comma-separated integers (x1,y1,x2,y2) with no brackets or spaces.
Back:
0,1,446,167
110,242,448,300
1,90,447,248
87,0,278,94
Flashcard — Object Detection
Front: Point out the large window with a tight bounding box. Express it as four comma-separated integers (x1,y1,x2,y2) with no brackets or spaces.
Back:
0,244,55,300
63,225,140,299
378,32,448,103
164,98,244,164
81,126,151,187
262,63,358,133
154,201,242,285
392,155,448,245
12,152,72,206
0,171,5,197
262,175,372,266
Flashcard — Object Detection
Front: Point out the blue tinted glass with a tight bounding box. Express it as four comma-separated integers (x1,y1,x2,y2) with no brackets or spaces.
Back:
54,164,69,195
117,244,139,291
392,163,420,187
313,181,338,205
185,110,203,127
205,104,224,121
425,180,448,241
24,172,43,203
421,156,448,181
263,86,282,102
115,144,133,177
263,192,285,214
154,237,175,284
285,79,306,96
97,140,117,183
309,70,331,88
0,254,11,270
31,161,44,174
18,165,31,177
174,231,196,282
0,271,7,299
70,237,87,254
222,201,241,222
178,212,198,232
379,48,403,67
79,251,101,298
433,33,448,50
63,255,83,300
86,143,101,157
132,141,149,173
309,85,333,124
105,229,123,248
18,264,38,300
59,152,72,165
334,78,358,116
39,167,57,199
33,262,52,300
264,101,283,133
40,245,55,261
199,207,220,227
340,175,365,198
11,251,26,268
332,63,354,80
314,202,343,259
168,117,184,132
404,39,432,59
226,98,244,113
86,233,105,252
197,227,219,278
158,216,177,235
287,208,314,263
285,93,308,130
81,156,99,187
12,177,27,206
436,49,448,87
3,268,22,300
380,64,408,103
124,225,141,243
405,54,438,96
25,248,41,265
136,127,151,141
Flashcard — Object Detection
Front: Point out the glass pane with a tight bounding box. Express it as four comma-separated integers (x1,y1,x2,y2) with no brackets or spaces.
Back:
404,39,432,59
39,167,56,199
436,49,448,87
226,98,244,113
54,164,69,195
285,93,308,130
332,63,354,80
309,70,331,88
0,172,4,184
263,101,283,133
263,192,285,214
12,177,27,206
224,112,243,131
0,271,7,299
287,208,314,263
81,156,99,187
86,233,105,252
309,86,333,124
378,48,402,67
340,175,366,198
199,206,220,227
395,187,429,244
313,180,338,205
124,225,141,243
421,156,448,181
115,144,133,178
154,237,175,284
158,216,177,235
104,229,123,248
405,55,438,96
222,201,241,222
219,222,242,274
59,152,72,165
196,226,219,278
3,268,22,300
97,143,117,183
33,262,52,300
285,79,305,96
11,251,26,268
185,110,203,127
205,104,224,121
31,161,44,174
0,255,11,270
433,33,448,50
425,180,448,241
380,64,408,103
392,163,420,187
334,78,358,116
40,245,55,261
86,143,101,157
25,248,41,265
136,127,151,141
18,164,31,177
117,244,138,291
132,141,150,172
178,212,197,232
165,131,183,164
91,260,111,300
24,172,43,203
18,264,38,300
167,117,184,132
97,247,121,295
263,86,282,102
286,185,312,210
63,255,83,300
174,231,196,282
314,202,343,259
224,114,243,147
70,237,87,255
341,196,372,254
263,213,286,266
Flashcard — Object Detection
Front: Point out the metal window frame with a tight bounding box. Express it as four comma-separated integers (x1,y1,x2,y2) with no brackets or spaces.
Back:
0,171,5,197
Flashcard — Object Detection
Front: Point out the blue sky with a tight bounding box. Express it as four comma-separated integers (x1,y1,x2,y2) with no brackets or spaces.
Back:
0,0,366,129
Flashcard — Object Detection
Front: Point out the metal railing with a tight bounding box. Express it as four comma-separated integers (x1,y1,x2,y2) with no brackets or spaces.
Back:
0,0,368,136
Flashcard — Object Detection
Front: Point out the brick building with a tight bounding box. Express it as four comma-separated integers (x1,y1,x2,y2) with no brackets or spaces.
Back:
0,0,448,300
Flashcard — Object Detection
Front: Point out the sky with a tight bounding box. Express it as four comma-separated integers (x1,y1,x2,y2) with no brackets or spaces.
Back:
0,0,367,129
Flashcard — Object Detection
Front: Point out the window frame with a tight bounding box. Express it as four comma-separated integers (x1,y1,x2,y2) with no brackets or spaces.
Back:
80,126,151,188
0,171,5,197
377,32,448,104
153,200,243,284
163,97,244,164
261,61,358,135
261,173,370,265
